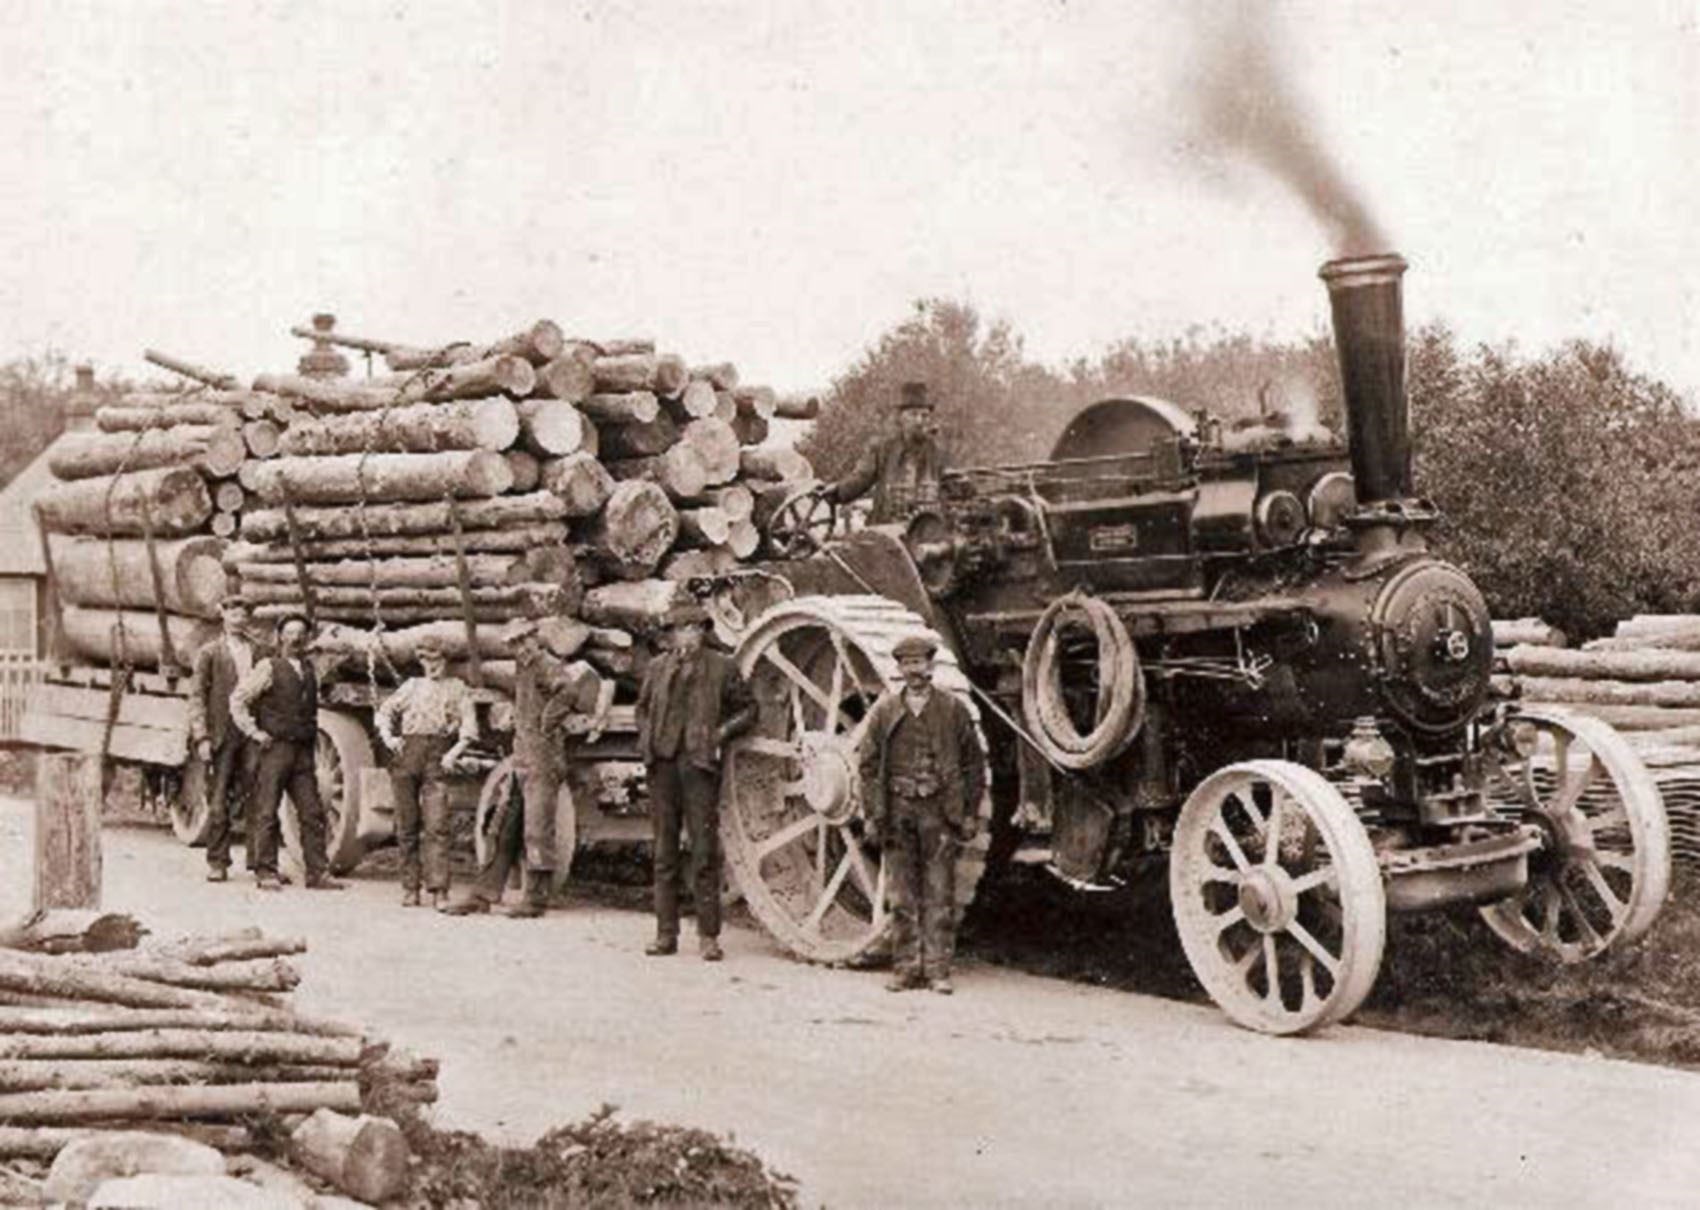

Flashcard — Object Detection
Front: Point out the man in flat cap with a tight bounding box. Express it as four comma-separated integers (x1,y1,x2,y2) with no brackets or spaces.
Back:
229,612,343,891
376,634,478,909
635,607,755,960
858,633,985,994
443,618,607,918
190,597,261,883
825,381,948,525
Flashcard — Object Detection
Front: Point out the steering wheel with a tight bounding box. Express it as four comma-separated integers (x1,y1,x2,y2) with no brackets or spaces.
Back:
765,484,841,558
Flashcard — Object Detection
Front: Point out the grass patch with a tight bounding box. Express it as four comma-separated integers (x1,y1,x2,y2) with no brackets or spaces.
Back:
963,861,1700,1070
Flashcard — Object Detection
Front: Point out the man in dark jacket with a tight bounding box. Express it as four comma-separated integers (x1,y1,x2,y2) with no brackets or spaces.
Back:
189,599,260,882
229,613,343,892
444,618,610,919
858,634,985,994
635,608,755,960
825,382,947,524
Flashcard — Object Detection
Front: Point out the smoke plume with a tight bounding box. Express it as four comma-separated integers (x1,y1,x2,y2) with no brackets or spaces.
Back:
1188,2,1389,255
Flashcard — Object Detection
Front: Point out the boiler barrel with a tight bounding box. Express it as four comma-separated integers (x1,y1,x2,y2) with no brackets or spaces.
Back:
1319,254,1410,504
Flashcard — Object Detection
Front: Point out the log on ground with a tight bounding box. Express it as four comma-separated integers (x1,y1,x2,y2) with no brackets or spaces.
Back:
0,911,143,955
0,1123,252,1160
241,490,565,543
1513,676,1700,709
0,1005,357,1037
1500,645,1700,683
0,1029,362,1065
0,1080,362,1124
49,536,228,619
0,952,240,1012
34,467,214,538
0,1058,354,1093
291,1108,410,1204
244,450,513,505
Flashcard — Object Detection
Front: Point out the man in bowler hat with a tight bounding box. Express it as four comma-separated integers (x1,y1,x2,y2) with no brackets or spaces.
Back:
826,381,948,524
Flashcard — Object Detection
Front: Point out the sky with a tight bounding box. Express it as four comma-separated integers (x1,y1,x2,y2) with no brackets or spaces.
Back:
1,0,1695,402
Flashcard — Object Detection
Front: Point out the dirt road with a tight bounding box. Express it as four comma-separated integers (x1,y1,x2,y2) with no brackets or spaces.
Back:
5,802,1699,1208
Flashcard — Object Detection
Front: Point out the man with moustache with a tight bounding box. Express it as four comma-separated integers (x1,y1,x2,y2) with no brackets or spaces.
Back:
189,598,261,883
858,634,985,995
825,381,947,524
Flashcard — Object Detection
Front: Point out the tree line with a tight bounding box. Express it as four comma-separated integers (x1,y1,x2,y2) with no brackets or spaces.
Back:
798,299,1700,640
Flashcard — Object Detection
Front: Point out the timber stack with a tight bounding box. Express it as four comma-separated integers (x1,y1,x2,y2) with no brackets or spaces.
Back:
35,320,817,705
0,917,432,1203
1493,614,1700,867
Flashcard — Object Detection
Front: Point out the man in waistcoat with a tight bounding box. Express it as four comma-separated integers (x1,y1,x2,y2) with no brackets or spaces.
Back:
825,381,947,524
189,598,261,883
858,634,985,994
635,608,755,960
229,613,344,892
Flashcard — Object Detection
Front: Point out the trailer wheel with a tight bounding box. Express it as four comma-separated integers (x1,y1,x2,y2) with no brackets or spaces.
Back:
1478,708,1669,962
282,711,374,879
722,595,990,966
473,757,578,894
1170,760,1386,1035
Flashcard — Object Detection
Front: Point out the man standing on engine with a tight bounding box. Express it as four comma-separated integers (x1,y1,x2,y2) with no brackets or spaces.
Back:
858,634,985,994
375,634,478,910
636,608,755,960
825,381,947,524
189,598,260,883
229,612,343,892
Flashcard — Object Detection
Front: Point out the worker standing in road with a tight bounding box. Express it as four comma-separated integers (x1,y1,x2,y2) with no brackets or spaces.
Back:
229,612,344,892
858,634,985,994
635,608,755,960
189,598,261,884
375,635,478,910
443,618,607,918
824,381,948,524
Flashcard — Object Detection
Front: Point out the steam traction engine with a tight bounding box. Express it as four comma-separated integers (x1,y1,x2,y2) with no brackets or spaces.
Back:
723,254,1671,1034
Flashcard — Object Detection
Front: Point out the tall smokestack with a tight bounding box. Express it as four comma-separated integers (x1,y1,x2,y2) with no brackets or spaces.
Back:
1319,254,1410,505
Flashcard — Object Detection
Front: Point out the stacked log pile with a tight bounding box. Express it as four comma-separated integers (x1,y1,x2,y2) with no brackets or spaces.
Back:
1493,615,1700,867
38,323,816,694
0,917,435,1185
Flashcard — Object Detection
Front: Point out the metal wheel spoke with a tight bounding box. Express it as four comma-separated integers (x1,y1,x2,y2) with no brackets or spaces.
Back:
1587,805,1629,833
1558,883,1605,950
1261,934,1280,1002
1283,920,1341,977
762,646,851,729
803,850,854,933
1299,953,1320,1011
840,828,879,899
755,813,822,861
1262,790,1286,868
1230,941,1260,976
814,819,829,890
1538,882,1562,941
1595,850,1638,875
1581,861,1629,927
1553,755,1600,816
1210,821,1253,872
740,736,799,760
1290,867,1337,896
1210,905,1245,935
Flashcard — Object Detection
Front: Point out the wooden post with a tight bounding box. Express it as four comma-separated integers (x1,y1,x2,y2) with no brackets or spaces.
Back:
33,755,102,911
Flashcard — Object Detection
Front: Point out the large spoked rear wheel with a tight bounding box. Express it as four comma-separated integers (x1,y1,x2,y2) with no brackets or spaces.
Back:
168,755,211,846
282,712,374,880
1479,708,1670,962
1170,760,1386,1035
474,756,579,894
723,595,990,966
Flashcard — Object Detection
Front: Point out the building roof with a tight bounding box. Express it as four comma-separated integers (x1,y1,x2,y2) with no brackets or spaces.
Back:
0,438,64,577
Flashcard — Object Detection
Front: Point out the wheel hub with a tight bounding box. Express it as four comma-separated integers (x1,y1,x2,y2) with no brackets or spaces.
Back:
1237,868,1297,933
1531,798,1597,864
798,732,858,825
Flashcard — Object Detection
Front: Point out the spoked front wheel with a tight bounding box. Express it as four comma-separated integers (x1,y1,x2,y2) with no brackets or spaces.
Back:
1478,708,1670,962
1170,760,1386,1035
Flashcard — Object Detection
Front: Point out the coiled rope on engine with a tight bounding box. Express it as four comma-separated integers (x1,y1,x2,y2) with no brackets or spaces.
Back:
1020,590,1144,770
